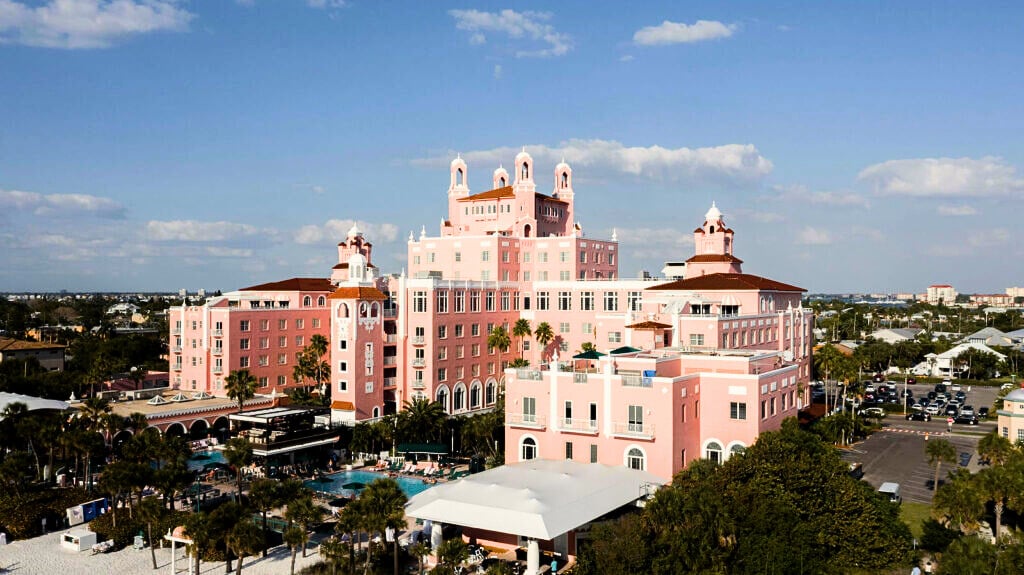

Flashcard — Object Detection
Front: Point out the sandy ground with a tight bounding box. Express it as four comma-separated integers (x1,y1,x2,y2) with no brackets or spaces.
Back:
0,529,328,575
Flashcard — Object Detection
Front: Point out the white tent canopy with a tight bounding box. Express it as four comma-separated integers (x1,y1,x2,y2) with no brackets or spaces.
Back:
0,392,70,420
405,459,665,541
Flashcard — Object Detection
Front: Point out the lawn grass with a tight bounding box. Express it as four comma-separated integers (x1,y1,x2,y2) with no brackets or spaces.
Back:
900,501,932,540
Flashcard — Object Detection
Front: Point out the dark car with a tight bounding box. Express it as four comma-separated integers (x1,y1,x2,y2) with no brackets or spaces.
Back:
954,414,979,425
906,412,931,422
927,391,937,400
978,407,990,419
944,406,959,416
906,377,917,385
935,383,947,394
955,391,966,400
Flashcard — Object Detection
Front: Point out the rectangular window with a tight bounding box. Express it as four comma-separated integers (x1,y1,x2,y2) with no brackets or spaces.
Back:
240,320,250,332
771,397,777,416
580,251,587,263
258,377,268,387
260,337,269,349
339,361,348,372
690,334,705,346
603,292,619,312
455,324,464,338
730,402,747,420
260,319,270,331
564,401,573,426
582,323,593,336
501,291,510,311
277,375,287,386
560,270,570,281
278,353,287,365
472,344,480,357
481,250,490,262
485,291,495,311
523,396,536,422
436,291,448,313
438,325,448,339
438,347,447,359
278,319,287,330
338,380,347,392
539,252,548,263
470,292,480,312
580,291,594,311
608,331,622,343
559,322,570,334
258,355,269,367
539,271,548,281
365,381,374,393
239,356,249,368
279,336,287,347
628,405,643,432
454,291,465,313
295,335,304,347
471,324,480,337
628,291,642,312
295,319,304,329
437,368,447,381
240,338,250,350
761,400,767,419
502,251,510,263
565,442,573,460
413,291,427,313
312,318,320,328
536,291,550,311
456,345,465,359
454,251,461,262
558,291,571,311
559,251,569,263
590,444,598,463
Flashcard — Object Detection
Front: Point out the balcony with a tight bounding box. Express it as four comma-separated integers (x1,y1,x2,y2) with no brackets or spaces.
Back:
612,421,655,439
412,358,426,368
412,336,425,345
213,329,223,336
385,334,397,344
383,356,397,366
621,373,653,388
412,380,426,390
516,369,543,381
573,373,589,384
172,328,182,335
383,309,397,318
383,377,397,388
212,347,223,356
213,366,223,374
172,364,183,372
558,417,598,435
507,413,546,430
172,346,182,353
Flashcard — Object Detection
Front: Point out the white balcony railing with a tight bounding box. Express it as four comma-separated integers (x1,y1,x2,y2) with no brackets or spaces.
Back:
385,334,397,344
383,377,397,388
620,373,653,388
171,328,182,335
172,346,182,353
412,380,426,390
559,418,598,434
516,369,543,381
212,347,223,356
412,358,426,368
412,336,425,345
212,329,223,336
212,367,223,374
612,421,655,439
507,413,546,429
573,373,589,384
172,364,183,372
383,356,397,366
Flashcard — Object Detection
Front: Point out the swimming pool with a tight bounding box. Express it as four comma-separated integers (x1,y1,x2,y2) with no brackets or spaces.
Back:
305,469,437,498
187,450,226,472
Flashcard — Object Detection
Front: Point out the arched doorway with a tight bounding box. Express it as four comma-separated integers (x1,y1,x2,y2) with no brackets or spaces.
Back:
189,419,209,440
164,422,186,438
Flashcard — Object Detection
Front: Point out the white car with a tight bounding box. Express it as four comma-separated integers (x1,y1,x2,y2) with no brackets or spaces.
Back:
1002,383,1015,391
951,382,961,392
925,404,941,415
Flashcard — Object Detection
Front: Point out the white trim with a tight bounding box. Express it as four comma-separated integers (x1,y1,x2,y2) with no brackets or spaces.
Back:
623,444,647,471
702,438,724,462
725,440,747,460
518,433,539,462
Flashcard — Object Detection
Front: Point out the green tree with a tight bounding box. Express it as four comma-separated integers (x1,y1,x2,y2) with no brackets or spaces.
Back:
487,326,511,372
976,464,1021,540
977,431,1014,466
398,397,447,444
359,478,408,575
512,319,532,361
283,524,307,575
926,438,958,492
533,322,554,360
932,469,983,534
407,541,431,575
223,437,254,499
183,511,213,575
226,520,263,575
248,478,278,557
285,491,323,558
225,369,257,413
137,495,166,570
436,537,469,569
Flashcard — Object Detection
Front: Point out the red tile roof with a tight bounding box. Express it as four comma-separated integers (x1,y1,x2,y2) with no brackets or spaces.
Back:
240,278,334,292
625,320,673,330
328,286,388,300
647,273,805,292
331,401,355,410
458,186,514,202
685,254,744,264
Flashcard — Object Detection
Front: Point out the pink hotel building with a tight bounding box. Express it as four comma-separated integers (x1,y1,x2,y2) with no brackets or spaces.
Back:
170,150,813,481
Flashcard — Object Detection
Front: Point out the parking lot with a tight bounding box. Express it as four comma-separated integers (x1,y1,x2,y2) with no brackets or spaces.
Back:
838,381,1001,504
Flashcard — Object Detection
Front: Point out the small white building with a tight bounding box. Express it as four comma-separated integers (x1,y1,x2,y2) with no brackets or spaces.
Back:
61,529,97,552
911,342,1006,377
868,328,922,344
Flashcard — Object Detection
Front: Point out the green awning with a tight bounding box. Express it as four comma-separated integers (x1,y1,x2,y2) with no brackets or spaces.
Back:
572,349,606,360
397,443,448,454
609,346,641,354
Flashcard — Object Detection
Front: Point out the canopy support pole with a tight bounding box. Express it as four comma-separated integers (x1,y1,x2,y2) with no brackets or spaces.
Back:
526,538,540,575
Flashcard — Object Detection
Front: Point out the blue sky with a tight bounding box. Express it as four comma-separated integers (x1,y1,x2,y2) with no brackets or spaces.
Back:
2,1,1023,294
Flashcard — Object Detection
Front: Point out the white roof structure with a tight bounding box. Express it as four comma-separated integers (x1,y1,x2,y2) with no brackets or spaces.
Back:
1005,388,1024,402
0,392,70,420
405,459,665,541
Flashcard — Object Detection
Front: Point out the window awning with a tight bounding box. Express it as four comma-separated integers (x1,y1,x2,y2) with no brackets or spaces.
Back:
251,435,340,457
397,443,448,455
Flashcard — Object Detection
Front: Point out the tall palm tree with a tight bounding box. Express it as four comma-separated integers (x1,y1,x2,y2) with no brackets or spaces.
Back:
399,398,447,444
487,326,511,372
308,334,330,393
183,511,212,575
932,469,983,534
138,495,166,570
227,520,263,575
926,438,958,492
224,437,254,498
285,492,323,558
976,462,1023,540
283,524,307,575
248,478,278,557
359,478,407,575
225,369,257,413
534,322,554,361
512,319,532,361
977,431,1014,466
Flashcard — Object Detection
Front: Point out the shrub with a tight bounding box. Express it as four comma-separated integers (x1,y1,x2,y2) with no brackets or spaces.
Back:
0,486,91,540
920,518,959,552
90,505,190,550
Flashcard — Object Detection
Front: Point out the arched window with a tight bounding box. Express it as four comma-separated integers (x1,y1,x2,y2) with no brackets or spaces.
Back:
337,303,349,318
317,296,326,307
705,441,723,464
561,172,568,187
360,303,368,317
709,225,715,234
729,444,746,460
436,388,449,413
626,447,645,470
500,177,506,187
372,406,380,419
470,384,481,409
453,385,465,411
520,437,537,461
303,296,312,307
457,168,464,186
486,382,496,405
370,302,379,317
521,162,529,180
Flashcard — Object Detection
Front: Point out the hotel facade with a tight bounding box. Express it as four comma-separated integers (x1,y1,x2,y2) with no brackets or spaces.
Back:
170,150,814,480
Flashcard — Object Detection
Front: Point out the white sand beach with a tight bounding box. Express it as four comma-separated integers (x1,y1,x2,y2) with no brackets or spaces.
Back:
0,530,327,575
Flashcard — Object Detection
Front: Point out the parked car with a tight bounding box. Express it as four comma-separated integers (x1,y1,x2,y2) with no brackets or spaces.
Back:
954,414,979,425
911,401,924,411
978,407,990,419
927,391,937,400
906,412,931,422
906,377,917,385
960,405,975,417
951,382,961,392
1002,383,1014,391
935,383,947,394
944,406,959,417
958,452,972,467
955,391,966,401
925,404,941,415
860,407,886,418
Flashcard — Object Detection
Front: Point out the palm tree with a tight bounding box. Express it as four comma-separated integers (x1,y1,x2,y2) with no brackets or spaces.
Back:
227,520,263,575
224,437,254,498
512,319,532,361
976,463,1023,540
933,469,983,534
359,478,408,575
183,511,212,575
487,326,512,373
534,322,554,360
319,536,350,575
285,492,323,558
283,524,307,575
436,538,469,570
248,478,278,557
225,369,257,413
138,495,165,570
308,334,330,391
926,438,958,492
125,412,150,435
408,541,431,575
977,431,1014,466
399,397,447,444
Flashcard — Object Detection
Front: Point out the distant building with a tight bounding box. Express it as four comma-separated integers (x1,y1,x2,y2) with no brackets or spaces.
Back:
911,342,1005,377
1006,287,1024,299
926,284,957,305
868,328,923,344
970,294,1014,306
961,327,1015,348
0,337,65,371
894,293,917,301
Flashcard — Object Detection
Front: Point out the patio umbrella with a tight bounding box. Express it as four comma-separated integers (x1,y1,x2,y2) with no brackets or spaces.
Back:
328,497,351,508
608,346,641,354
312,476,334,483
572,349,606,360
342,482,366,491
203,462,230,471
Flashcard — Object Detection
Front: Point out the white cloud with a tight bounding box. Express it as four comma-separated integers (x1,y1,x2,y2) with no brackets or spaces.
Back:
0,0,193,49
294,219,399,245
412,139,773,185
771,184,870,208
858,156,1024,197
796,227,832,245
731,207,784,223
633,19,736,46
307,0,347,8
967,228,1010,248
850,226,883,242
0,189,125,217
146,220,261,242
937,204,978,217
614,226,694,262
205,246,253,258
492,64,502,79
448,9,572,58
618,54,634,62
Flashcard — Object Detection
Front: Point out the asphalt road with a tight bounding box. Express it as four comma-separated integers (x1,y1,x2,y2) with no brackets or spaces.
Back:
839,382,1001,504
